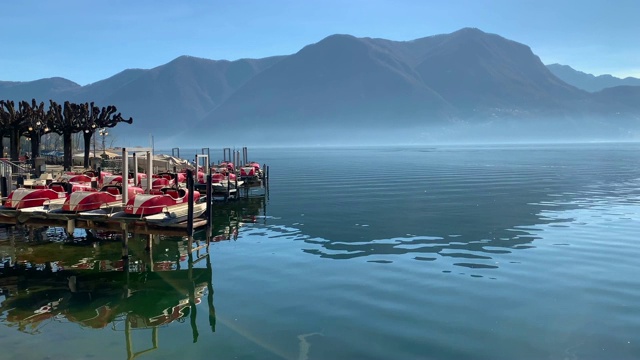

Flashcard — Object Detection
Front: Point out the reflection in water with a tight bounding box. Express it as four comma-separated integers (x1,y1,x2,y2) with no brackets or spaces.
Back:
258,175,640,275
0,195,267,357
297,332,323,360
0,251,214,340
255,223,542,272
199,197,268,243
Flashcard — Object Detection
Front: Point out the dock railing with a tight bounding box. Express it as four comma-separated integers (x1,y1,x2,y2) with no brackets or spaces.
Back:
0,158,33,196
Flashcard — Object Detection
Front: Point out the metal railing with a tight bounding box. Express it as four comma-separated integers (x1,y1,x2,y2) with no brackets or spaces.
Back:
0,158,32,179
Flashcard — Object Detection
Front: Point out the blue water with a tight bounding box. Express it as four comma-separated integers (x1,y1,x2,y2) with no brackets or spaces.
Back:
1,143,640,359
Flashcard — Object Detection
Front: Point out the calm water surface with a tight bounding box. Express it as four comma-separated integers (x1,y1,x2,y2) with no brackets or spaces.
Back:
1,143,639,359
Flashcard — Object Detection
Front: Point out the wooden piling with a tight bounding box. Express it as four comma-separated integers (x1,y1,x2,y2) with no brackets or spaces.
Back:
205,174,212,226
146,150,153,193
122,147,129,206
187,169,194,237
132,153,138,185
1,176,7,198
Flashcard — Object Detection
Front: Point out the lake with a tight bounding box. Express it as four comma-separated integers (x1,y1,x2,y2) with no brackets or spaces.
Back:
1,143,639,359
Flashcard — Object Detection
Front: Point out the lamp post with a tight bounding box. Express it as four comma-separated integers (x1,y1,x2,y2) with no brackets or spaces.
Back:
27,120,43,166
93,129,96,159
99,128,108,156
27,120,49,175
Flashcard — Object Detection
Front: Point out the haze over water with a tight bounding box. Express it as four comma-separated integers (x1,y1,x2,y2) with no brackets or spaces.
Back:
2,142,640,359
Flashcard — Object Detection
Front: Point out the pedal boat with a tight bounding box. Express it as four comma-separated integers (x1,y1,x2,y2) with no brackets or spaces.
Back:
61,184,145,212
124,187,201,216
4,182,94,210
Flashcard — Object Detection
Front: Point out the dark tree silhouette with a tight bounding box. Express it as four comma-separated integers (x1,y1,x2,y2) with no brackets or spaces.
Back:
79,103,133,168
48,100,81,170
1,99,133,171
0,102,7,157
79,103,96,168
21,99,49,163
0,100,28,162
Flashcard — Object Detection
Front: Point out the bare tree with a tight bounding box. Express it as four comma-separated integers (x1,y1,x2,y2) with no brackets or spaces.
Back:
21,99,49,162
48,101,81,170
79,103,133,168
0,100,29,162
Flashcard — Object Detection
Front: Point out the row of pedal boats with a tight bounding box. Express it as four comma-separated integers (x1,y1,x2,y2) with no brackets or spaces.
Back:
0,162,263,225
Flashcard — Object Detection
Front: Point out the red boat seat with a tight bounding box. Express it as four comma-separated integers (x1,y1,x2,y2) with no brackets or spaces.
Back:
106,187,120,195
241,167,255,177
51,184,66,193
165,190,180,198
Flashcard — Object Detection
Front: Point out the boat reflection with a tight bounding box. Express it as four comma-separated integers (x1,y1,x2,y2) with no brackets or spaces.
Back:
0,195,266,270
0,251,214,335
0,195,267,357
197,196,267,243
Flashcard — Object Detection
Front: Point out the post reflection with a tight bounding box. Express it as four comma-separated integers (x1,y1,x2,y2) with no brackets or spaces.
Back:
0,248,215,334
0,195,268,355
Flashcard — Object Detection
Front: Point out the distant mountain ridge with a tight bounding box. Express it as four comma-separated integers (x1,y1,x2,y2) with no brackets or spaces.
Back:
546,63,640,92
1,28,639,146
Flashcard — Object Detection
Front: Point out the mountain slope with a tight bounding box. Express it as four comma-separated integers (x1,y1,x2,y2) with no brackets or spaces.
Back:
413,28,585,115
70,55,284,141
547,63,640,92
0,77,80,103
193,28,591,144
199,34,451,130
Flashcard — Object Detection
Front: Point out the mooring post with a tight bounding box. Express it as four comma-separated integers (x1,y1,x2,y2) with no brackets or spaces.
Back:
16,176,24,188
146,150,153,193
0,176,7,198
187,169,194,237
132,153,138,186
206,174,212,226
66,219,75,236
243,147,247,165
97,166,102,186
122,148,129,206
265,165,270,188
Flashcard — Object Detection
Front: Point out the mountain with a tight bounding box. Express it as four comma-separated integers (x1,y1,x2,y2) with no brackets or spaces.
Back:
546,63,640,92
65,55,285,143
0,77,80,103
193,33,453,142
2,28,639,146
194,28,593,144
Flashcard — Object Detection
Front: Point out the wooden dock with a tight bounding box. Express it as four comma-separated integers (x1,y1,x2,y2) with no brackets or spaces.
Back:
0,146,269,238
0,204,210,236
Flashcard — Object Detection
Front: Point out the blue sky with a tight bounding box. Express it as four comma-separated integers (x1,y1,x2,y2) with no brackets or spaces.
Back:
1,0,638,85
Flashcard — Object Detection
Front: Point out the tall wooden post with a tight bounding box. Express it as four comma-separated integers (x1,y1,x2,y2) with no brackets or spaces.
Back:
146,150,153,193
187,169,194,237
122,148,129,206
